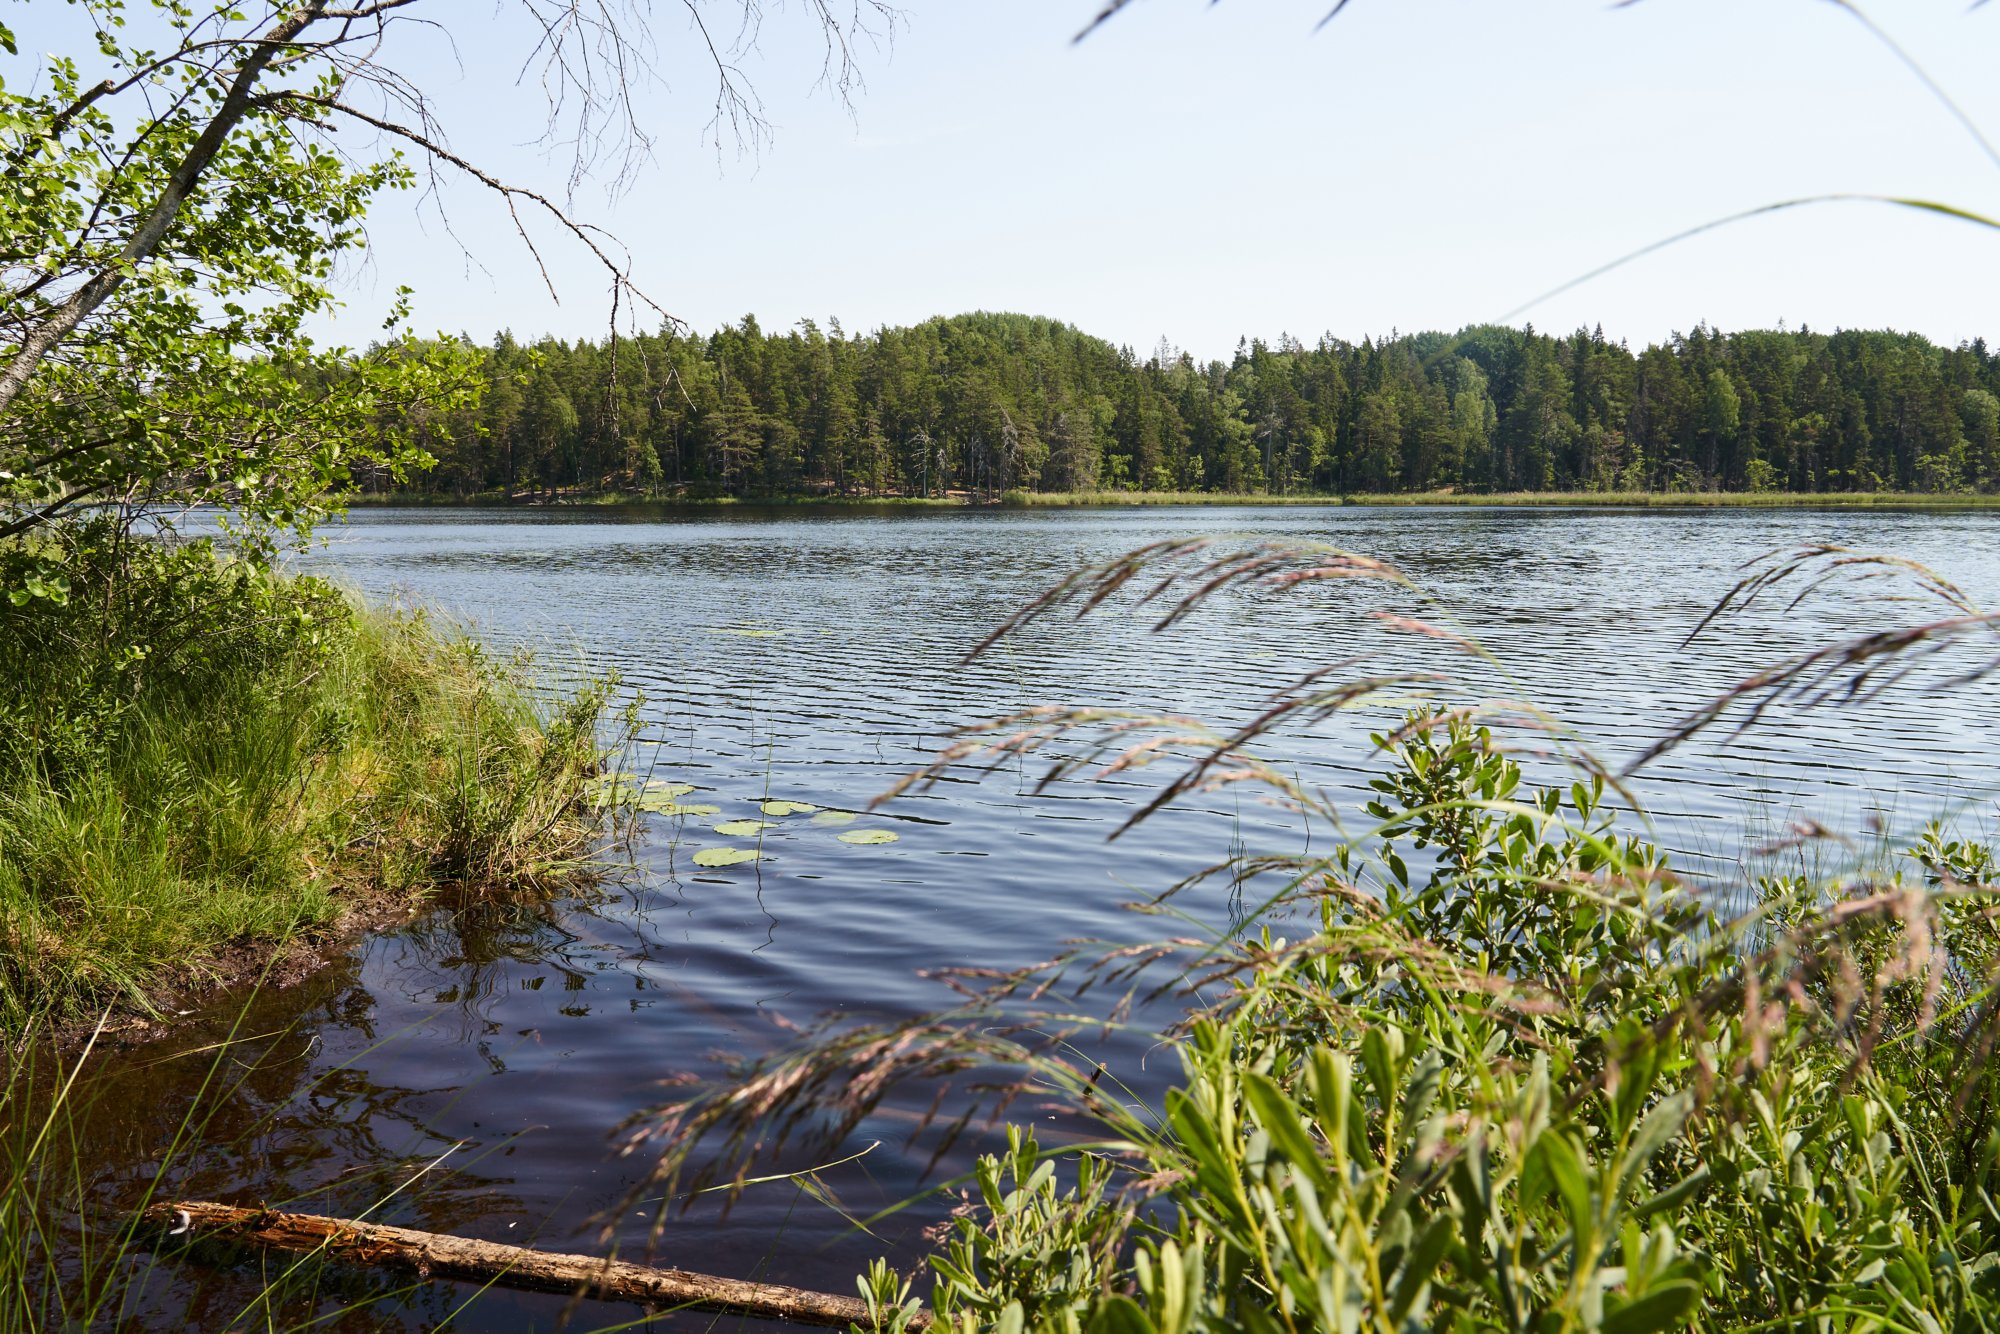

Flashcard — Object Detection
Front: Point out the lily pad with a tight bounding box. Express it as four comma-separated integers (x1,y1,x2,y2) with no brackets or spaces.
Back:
810,811,857,827
645,781,698,798
602,779,708,815
642,798,720,817
586,774,645,805
713,819,776,837
692,847,764,868
836,829,900,846
713,625,788,638
760,800,817,817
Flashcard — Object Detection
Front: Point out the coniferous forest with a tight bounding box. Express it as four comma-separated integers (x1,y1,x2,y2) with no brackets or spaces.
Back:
371,312,2000,500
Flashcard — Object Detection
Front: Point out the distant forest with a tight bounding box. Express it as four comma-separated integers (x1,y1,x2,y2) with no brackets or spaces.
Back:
362,312,2000,499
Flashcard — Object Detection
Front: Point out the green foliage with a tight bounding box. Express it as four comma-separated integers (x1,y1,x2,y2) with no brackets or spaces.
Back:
930,1127,1128,1333
0,533,619,1030
822,717,2000,1332
368,316,2000,502
0,519,347,782
0,0,481,559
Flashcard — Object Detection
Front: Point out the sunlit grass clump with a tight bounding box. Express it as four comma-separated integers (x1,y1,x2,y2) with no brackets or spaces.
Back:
0,525,616,1033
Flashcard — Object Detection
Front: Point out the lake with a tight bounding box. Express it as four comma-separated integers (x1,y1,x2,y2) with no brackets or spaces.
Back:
66,504,2000,1330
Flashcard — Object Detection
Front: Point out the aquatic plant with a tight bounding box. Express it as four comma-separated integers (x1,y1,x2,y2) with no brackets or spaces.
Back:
693,847,765,869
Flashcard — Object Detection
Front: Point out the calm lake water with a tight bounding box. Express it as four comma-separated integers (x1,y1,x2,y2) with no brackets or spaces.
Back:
71,504,2000,1329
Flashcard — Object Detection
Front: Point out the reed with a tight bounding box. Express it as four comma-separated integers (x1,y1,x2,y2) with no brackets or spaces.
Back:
628,539,2000,1333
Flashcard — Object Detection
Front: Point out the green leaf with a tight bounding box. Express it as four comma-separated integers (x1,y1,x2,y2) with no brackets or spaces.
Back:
760,800,816,816
837,829,900,845
1361,1026,1402,1104
1088,1296,1157,1334
810,810,857,826
1388,1214,1455,1324
1601,1280,1700,1334
648,781,698,798
1241,1071,1330,1190
692,847,763,868
713,819,775,836
1614,1091,1691,1206
1530,1133,1593,1239
645,800,720,817
1630,1166,1710,1223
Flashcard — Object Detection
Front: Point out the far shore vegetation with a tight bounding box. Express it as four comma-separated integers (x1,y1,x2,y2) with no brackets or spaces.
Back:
343,484,2000,511
345,313,2000,505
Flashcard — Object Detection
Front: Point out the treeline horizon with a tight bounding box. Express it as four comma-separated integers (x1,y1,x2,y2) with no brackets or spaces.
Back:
361,311,2000,500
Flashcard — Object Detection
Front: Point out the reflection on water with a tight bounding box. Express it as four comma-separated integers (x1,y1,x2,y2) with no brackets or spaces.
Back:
40,504,2000,1329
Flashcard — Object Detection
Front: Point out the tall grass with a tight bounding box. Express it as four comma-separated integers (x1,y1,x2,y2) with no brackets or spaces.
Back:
629,540,2000,1333
0,528,630,1330
0,526,624,1033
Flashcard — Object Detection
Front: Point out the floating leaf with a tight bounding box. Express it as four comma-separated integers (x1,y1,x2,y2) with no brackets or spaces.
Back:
713,819,776,836
810,811,857,827
643,798,720,817
586,774,645,805
836,829,900,846
644,792,708,816
693,847,764,868
645,781,698,798
761,800,816,816
713,625,788,638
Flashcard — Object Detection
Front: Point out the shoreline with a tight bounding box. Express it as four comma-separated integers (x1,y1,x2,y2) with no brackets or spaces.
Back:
340,488,2000,512
34,887,428,1052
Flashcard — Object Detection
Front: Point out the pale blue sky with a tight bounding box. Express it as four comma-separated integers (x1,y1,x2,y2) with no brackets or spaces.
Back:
19,1,2000,357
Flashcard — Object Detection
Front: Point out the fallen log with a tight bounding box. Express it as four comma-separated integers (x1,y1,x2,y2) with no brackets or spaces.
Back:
145,1200,928,1329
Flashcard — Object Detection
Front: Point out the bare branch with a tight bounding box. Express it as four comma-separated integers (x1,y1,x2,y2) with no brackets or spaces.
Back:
263,90,679,327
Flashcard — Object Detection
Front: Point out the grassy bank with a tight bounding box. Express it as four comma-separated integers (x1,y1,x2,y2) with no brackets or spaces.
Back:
0,526,617,1035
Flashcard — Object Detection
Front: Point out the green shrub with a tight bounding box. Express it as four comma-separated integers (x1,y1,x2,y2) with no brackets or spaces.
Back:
867,719,2000,1333
0,520,348,782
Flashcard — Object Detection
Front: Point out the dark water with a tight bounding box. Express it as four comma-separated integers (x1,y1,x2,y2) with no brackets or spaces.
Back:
55,505,2000,1329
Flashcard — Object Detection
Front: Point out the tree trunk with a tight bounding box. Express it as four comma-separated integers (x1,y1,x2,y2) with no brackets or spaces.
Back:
147,1200,927,1329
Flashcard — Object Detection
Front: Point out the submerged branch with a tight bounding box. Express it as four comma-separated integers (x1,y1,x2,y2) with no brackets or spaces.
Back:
147,1200,922,1329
